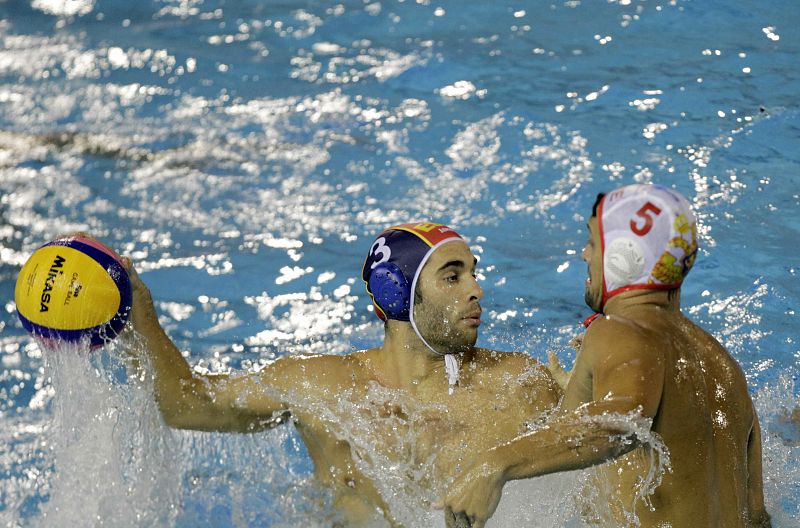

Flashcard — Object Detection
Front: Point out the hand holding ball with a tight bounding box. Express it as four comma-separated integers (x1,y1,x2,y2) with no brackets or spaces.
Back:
15,236,132,349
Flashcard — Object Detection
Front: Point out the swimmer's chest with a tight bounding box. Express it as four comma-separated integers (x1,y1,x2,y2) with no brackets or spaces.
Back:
385,385,535,467
292,375,536,486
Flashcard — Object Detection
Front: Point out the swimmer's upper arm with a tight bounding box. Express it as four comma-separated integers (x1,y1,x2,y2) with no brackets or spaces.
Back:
580,318,665,419
561,346,593,410
162,361,293,433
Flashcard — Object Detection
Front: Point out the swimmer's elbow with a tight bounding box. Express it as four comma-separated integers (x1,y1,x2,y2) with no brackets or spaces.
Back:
154,375,291,432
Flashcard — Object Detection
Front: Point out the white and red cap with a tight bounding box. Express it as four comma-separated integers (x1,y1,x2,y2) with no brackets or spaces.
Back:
597,184,698,311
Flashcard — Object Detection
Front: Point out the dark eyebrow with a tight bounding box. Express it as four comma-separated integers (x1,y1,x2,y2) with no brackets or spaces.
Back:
438,260,465,272
437,257,478,272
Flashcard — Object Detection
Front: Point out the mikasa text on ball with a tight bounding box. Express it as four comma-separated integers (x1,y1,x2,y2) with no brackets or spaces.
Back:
15,236,132,349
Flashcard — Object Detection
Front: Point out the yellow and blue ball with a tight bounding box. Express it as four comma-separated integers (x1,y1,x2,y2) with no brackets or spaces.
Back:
15,236,132,349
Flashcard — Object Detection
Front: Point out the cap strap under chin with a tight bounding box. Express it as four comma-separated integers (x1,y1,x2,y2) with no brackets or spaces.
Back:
444,354,460,395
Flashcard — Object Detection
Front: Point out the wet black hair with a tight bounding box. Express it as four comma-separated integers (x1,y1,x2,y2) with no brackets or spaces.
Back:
591,193,606,217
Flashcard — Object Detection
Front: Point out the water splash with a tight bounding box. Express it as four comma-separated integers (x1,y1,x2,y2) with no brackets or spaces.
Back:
754,373,800,525
573,412,672,527
1,338,181,527
0,334,333,527
265,375,672,527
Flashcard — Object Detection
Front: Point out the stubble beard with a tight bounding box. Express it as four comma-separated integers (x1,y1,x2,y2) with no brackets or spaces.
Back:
585,280,602,313
415,304,476,355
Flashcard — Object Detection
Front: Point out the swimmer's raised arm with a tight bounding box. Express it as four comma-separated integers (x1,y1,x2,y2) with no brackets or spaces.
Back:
125,259,299,433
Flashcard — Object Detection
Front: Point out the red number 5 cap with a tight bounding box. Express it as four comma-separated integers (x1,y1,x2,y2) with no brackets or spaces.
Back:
598,184,698,308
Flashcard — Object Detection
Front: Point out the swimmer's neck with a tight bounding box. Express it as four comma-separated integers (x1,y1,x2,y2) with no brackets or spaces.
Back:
603,288,681,317
373,320,465,392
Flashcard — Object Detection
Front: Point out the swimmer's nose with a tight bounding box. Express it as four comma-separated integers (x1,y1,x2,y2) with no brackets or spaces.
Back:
469,275,483,302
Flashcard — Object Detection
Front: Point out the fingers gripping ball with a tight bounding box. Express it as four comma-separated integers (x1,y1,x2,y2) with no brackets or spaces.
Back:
15,236,132,349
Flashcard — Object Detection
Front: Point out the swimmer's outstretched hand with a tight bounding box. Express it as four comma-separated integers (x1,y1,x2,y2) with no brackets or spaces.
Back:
438,455,506,528
547,350,571,391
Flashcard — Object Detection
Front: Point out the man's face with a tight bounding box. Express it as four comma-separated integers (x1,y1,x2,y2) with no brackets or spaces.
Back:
413,241,483,354
583,217,604,312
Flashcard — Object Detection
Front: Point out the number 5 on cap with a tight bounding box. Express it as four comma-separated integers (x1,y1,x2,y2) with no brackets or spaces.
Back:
630,202,662,236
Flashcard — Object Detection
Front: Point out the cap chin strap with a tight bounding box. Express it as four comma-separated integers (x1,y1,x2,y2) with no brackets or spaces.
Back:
443,354,460,395
408,238,463,395
409,325,461,396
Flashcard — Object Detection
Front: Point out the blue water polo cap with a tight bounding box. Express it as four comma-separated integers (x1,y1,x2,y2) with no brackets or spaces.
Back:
361,222,464,321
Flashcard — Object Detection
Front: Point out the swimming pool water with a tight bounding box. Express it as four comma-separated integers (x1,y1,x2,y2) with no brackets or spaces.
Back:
1,0,798,526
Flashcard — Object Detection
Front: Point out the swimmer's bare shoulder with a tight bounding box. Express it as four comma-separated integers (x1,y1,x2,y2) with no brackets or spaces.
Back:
470,348,562,410
257,348,379,397
572,315,665,417
581,313,660,365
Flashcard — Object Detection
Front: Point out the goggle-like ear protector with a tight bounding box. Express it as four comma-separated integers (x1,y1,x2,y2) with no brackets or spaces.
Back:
367,261,411,321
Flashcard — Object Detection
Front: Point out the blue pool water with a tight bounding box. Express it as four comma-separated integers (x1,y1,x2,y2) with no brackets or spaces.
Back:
0,0,798,526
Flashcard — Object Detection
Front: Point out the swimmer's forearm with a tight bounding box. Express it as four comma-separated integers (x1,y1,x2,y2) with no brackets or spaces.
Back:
132,314,214,423
126,261,226,426
491,413,639,482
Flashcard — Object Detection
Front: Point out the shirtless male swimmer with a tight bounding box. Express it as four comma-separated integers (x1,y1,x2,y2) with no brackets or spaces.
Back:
123,222,561,526
444,184,771,527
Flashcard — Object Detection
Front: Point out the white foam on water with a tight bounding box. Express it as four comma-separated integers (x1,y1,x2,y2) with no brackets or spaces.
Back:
753,373,800,526
28,338,181,527
486,473,585,528
1,333,332,527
